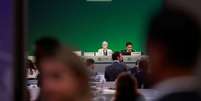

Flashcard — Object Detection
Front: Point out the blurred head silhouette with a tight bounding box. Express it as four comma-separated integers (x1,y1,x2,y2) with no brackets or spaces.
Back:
35,37,61,67
147,7,201,84
39,47,90,101
114,72,141,101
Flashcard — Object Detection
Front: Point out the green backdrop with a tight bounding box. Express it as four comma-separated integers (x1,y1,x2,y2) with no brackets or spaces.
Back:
28,0,161,54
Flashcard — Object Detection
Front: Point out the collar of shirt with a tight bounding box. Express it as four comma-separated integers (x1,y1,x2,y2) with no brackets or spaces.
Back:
102,49,108,51
153,76,199,100
113,60,120,63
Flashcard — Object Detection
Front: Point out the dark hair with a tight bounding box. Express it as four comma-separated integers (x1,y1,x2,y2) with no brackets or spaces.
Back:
138,57,149,72
86,58,95,66
148,8,201,68
26,59,37,75
114,72,141,101
126,42,133,47
34,37,61,66
112,52,121,60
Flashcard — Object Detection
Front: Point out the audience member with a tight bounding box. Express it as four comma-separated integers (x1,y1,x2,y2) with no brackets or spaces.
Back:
147,7,201,101
37,47,91,101
34,37,61,67
104,52,127,81
113,72,144,101
137,57,151,88
97,41,113,56
34,37,61,87
86,58,97,76
86,58,101,82
26,59,39,79
129,57,151,88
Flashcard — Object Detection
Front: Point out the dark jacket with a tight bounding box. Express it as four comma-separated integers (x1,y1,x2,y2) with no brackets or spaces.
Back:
114,95,145,101
129,67,151,88
104,62,127,81
121,49,135,55
129,67,145,88
156,91,201,101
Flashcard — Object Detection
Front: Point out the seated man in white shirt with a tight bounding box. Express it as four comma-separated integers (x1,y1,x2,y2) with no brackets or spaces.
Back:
97,41,113,56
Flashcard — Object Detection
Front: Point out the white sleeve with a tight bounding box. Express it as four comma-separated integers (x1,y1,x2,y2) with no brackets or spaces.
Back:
108,49,113,56
97,49,103,56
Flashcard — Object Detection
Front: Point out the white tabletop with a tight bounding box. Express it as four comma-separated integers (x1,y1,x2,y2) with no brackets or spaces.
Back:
28,86,157,101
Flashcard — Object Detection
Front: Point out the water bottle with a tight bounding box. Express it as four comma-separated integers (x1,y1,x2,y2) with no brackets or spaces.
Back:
100,78,105,93
94,75,106,101
100,75,106,101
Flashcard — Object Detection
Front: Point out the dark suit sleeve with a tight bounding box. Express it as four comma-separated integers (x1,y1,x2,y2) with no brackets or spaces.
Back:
104,67,109,81
121,63,128,71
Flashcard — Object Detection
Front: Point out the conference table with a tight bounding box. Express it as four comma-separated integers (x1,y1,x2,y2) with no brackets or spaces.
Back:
28,54,143,73
82,55,142,73
28,86,157,101
90,82,158,101
27,54,151,101
28,81,158,101
93,89,158,101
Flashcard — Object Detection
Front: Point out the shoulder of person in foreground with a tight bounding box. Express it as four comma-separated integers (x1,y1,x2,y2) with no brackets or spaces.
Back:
137,95,146,101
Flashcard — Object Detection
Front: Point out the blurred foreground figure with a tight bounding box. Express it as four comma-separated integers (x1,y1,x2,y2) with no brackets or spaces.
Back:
38,47,91,101
34,37,61,67
113,72,144,101
147,7,201,101
34,37,61,87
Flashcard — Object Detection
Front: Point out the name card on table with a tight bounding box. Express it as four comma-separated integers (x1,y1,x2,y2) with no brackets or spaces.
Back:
84,52,95,56
96,56,112,62
83,56,140,63
73,51,82,56
131,52,141,56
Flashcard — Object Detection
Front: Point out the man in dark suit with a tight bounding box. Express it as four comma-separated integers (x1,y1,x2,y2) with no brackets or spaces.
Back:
104,52,127,81
121,42,135,55
147,6,201,101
